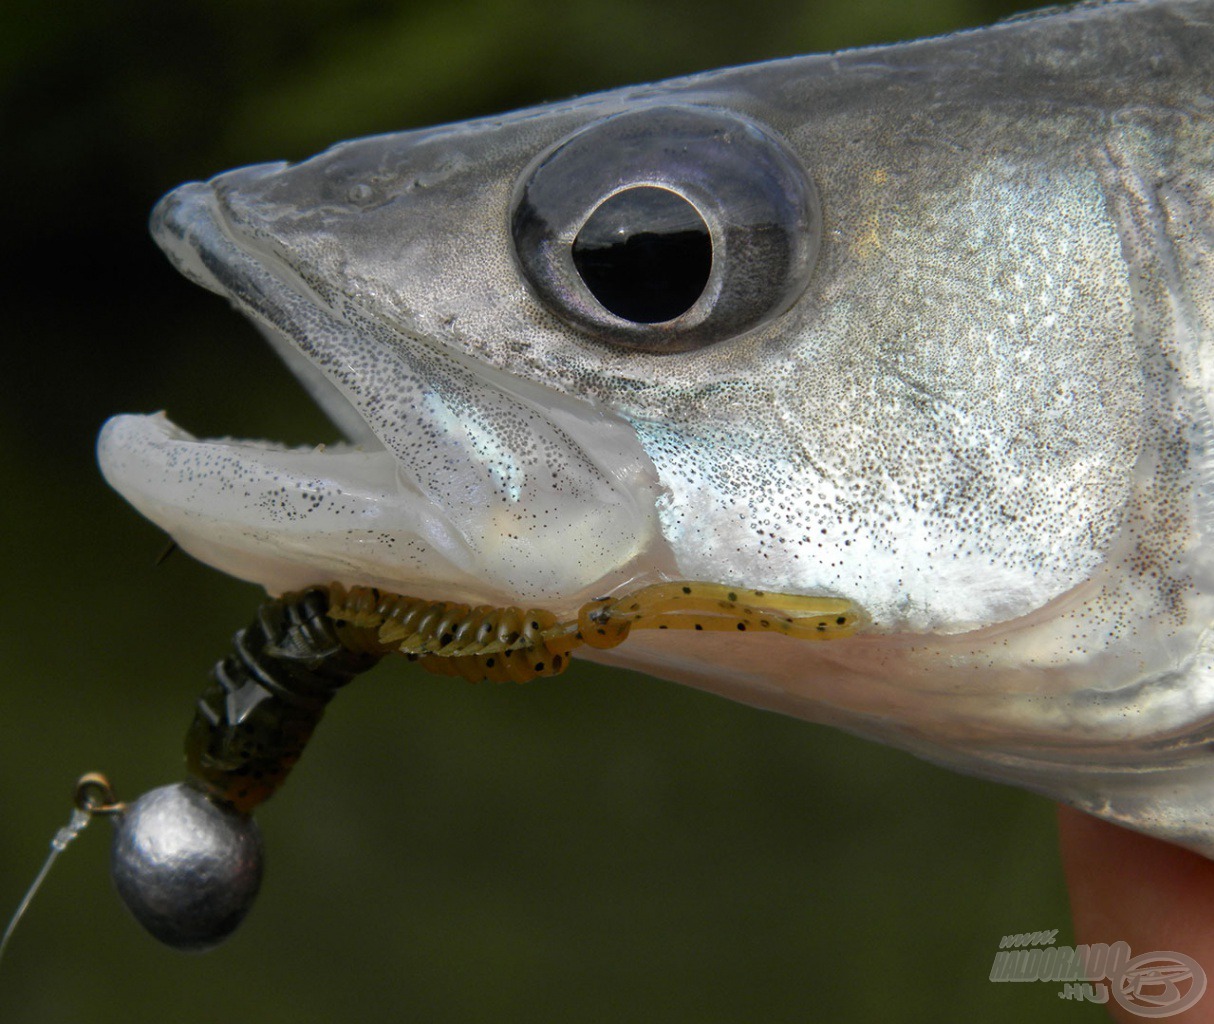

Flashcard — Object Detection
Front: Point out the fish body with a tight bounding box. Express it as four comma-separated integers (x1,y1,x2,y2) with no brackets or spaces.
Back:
99,1,1214,851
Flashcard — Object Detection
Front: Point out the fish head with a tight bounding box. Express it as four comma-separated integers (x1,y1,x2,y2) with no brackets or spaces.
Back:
98,2,1214,852
99,78,1136,628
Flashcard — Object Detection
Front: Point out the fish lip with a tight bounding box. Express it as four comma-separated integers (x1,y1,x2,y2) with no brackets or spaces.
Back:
96,410,491,597
150,169,283,308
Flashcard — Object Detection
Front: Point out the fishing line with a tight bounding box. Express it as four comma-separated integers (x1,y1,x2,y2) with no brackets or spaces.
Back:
0,774,124,968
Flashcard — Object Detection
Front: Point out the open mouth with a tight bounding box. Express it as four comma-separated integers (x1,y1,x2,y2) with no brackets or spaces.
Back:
97,168,671,611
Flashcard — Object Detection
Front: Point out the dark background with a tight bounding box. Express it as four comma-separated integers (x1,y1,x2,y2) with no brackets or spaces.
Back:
1,1,1106,1021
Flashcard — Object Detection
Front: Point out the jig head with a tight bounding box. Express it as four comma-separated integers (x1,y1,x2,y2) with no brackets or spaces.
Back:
110,782,262,951
109,589,382,950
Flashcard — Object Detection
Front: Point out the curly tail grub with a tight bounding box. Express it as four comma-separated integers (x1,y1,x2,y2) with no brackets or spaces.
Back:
322,581,861,685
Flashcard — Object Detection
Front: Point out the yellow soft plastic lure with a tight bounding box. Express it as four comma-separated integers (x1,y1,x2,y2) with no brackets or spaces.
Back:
52,580,860,954
325,580,861,684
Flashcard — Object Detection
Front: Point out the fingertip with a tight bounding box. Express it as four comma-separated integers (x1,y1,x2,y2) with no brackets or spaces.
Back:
1057,806,1214,1022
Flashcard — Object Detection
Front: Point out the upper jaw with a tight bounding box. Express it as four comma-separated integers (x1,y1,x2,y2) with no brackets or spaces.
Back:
98,173,673,612
148,169,384,450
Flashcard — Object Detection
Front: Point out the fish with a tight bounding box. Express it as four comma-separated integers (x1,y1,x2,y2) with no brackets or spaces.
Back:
98,0,1214,855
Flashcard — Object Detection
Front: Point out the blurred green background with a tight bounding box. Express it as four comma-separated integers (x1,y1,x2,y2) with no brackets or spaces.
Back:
1,1,1107,1021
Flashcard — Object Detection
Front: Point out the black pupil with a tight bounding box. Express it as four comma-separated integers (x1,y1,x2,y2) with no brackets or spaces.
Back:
572,187,711,324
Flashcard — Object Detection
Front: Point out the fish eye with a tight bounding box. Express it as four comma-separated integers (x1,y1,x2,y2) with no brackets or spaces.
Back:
510,105,819,353
571,186,712,324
